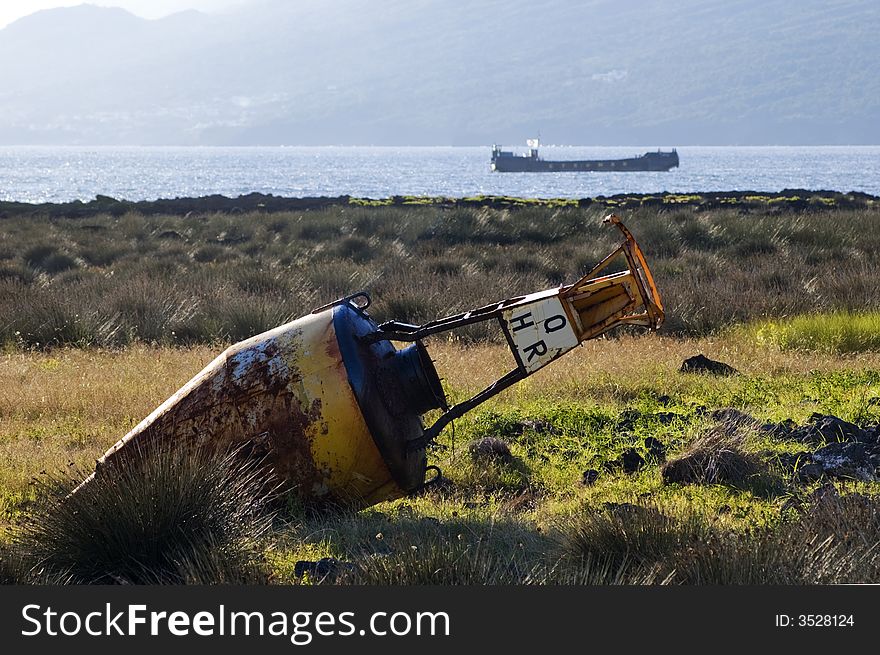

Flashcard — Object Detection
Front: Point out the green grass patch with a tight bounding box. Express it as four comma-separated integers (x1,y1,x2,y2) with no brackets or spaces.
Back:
749,312,880,354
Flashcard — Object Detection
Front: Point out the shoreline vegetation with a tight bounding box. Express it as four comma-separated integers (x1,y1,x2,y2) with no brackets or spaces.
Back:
3,196,880,584
1,188,877,220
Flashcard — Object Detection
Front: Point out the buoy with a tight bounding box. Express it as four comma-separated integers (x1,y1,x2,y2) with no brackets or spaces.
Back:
80,214,663,509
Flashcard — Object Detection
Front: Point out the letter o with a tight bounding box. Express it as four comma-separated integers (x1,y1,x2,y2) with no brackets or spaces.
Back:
544,315,567,333
389,612,411,636
60,612,82,636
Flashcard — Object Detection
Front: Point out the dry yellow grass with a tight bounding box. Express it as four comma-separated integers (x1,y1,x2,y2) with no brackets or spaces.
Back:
0,345,216,507
431,333,880,404
4,333,880,512
0,335,880,514
5,336,880,582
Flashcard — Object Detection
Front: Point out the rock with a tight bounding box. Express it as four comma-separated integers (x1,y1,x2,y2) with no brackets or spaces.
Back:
787,425,823,446
653,412,682,425
711,407,761,428
517,418,556,434
789,415,866,446
643,436,667,461
293,557,354,581
796,462,825,483
468,437,514,462
862,425,880,445
759,419,796,438
617,408,641,430
619,448,646,474
812,442,876,482
810,414,866,442
581,469,600,486
680,354,738,376
775,451,813,471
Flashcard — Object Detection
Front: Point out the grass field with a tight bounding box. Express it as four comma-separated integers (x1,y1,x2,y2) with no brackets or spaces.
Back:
4,335,880,583
3,201,880,584
3,202,880,348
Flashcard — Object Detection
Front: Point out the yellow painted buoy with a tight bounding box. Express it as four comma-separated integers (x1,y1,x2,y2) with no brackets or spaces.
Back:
83,214,663,510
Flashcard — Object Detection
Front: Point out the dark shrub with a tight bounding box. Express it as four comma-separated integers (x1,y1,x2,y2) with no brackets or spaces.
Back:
10,443,276,584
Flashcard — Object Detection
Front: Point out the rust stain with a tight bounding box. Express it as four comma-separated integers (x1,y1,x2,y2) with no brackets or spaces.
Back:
250,392,326,498
92,314,368,505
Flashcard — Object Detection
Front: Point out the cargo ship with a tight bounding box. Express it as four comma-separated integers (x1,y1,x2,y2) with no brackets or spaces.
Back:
490,140,679,172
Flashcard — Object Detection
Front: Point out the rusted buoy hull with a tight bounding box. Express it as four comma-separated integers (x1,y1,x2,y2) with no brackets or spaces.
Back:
92,303,444,508
84,215,664,510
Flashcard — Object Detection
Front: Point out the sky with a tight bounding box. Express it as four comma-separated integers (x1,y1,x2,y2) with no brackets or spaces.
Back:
0,0,246,28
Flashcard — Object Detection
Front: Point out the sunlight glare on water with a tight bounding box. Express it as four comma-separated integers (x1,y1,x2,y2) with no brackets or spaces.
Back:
0,145,878,203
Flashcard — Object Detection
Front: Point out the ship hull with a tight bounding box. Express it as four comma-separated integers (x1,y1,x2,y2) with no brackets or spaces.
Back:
491,151,679,173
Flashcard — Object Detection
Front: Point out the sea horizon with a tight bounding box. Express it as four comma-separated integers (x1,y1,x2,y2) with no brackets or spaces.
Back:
3,144,880,203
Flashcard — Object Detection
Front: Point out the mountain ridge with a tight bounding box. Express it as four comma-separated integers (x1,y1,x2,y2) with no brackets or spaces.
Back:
0,0,877,145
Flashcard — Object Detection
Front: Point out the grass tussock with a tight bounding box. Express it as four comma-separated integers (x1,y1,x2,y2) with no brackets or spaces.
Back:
6,443,276,584
340,539,665,585
751,311,880,354
552,503,712,569
661,428,771,490
677,491,880,584
552,490,880,584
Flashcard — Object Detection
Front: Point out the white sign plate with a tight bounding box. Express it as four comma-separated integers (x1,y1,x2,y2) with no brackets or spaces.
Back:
501,295,579,373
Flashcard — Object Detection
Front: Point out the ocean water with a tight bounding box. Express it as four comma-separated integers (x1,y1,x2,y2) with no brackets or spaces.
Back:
1,145,878,204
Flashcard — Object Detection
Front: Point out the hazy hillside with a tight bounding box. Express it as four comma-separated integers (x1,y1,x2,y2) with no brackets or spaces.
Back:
0,0,877,145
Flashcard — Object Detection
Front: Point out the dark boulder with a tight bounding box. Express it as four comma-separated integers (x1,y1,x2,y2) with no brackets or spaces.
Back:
617,408,641,430
812,442,876,482
775,451,813,472
760,419,797,438
619,448,646,474
581,469,600,486
644,436,667,461
789,415,866,446
862,425,880,445
293,557,354,581
810,414,866,441
680,354,738,376
796,462,825,483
